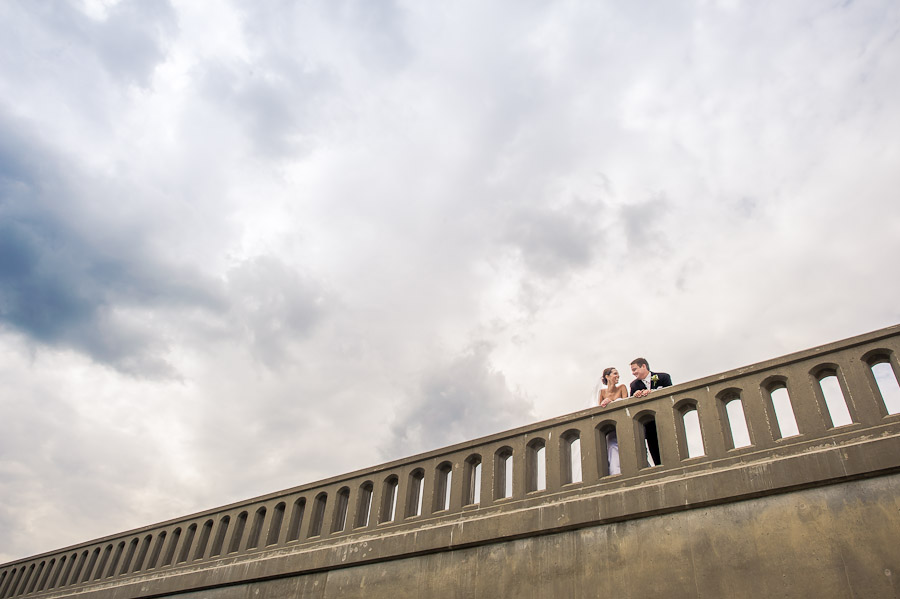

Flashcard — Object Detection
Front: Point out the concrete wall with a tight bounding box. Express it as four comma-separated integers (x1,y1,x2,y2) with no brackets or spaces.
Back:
167,474,900,599
4,324,900,598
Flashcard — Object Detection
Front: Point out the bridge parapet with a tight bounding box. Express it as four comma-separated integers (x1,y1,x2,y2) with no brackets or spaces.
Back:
3,325,900,599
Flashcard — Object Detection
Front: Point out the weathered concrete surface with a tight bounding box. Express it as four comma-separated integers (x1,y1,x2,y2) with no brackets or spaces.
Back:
6,325,900,599
162,474,900,599
29,424,899,599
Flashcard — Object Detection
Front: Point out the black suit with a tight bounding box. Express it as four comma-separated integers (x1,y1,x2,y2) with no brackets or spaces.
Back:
629,371,672,467
629,371,673,397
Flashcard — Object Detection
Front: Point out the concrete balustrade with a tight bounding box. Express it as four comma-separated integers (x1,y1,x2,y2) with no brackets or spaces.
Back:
3,324,900,599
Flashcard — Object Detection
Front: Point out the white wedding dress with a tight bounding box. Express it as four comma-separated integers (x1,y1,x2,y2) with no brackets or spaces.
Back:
593,382,656,474
606,430,621,475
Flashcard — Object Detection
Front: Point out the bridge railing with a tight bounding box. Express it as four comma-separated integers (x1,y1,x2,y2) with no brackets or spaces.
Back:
2,325,900,598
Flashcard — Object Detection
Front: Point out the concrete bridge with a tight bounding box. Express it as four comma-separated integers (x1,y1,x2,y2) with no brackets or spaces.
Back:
3,325,900,598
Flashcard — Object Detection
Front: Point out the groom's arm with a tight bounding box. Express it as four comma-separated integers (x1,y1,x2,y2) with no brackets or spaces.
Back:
629,379,641,397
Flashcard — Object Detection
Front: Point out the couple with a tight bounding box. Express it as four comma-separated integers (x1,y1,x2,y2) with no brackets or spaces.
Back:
598,358,673,405
597,358,673,474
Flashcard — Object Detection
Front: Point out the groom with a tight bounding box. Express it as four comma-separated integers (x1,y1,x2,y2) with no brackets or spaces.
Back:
629,358,672,466
629,358,673,398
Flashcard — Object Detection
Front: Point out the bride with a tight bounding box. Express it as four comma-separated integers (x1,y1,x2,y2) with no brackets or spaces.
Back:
597,366,628,475
598,366,628,407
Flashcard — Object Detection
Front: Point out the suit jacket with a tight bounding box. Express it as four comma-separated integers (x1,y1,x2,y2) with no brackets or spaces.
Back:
630,371,673,397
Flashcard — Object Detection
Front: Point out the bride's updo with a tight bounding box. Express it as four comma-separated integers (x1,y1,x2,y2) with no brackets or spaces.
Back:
601,366,616,384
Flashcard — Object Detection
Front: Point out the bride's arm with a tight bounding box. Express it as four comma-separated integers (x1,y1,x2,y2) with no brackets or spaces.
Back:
599,389,612,407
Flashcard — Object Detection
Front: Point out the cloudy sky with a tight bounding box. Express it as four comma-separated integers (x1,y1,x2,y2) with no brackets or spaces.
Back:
2,0,899,562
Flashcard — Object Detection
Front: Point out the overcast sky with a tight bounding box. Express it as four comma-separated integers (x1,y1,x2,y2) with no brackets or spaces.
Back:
2,0,899,563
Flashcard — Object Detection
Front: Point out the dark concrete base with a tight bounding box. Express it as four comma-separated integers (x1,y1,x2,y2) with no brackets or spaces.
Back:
166,473,900,599
12,326,900,599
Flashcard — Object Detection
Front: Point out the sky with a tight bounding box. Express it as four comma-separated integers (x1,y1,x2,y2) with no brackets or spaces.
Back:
1,0,899,563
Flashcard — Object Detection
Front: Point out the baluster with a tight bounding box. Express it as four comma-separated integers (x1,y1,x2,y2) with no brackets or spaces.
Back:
448,458,464,512
616,413,640,475
578,422,600,484
508,437,528,498
478,449,497,508
544,430,562,491
194,521,214,560
740,379,776,447
697,387,728,459
389,470,408,520
654,399,680,466
843,356,888,425
781,364,827,437
164,530,185,566
317,488,339,534
417,467,436,517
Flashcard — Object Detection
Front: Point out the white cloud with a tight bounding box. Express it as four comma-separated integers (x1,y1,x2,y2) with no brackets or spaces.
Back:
2,0,899,562
384,342,535,459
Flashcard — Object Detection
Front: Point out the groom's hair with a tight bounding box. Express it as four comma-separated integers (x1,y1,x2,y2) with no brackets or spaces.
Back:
630,357,649,369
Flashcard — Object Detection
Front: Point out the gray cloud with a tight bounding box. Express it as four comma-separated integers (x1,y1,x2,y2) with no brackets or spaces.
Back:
502,199,605,279
384,342,535,459
93,0,177,87
208,0,411,158
0,377,169,558
0,1,175,89
197,59,336,158
619,193,672,259
225,256,328,368
3,0,900,566
0,113,223,376
321,0,411,72
238,0,411,73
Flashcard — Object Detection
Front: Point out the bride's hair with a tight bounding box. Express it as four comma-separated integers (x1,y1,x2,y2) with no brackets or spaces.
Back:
601,367,616,385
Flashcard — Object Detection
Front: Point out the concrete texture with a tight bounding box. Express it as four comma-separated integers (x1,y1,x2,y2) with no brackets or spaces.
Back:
141,475,900,599
3,324,900,598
